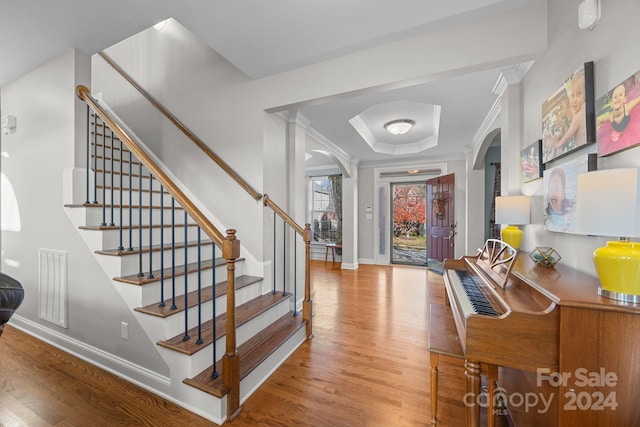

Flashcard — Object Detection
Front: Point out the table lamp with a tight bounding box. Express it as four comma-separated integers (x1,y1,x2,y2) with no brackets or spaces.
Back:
576,168,640,302
495,195,530,250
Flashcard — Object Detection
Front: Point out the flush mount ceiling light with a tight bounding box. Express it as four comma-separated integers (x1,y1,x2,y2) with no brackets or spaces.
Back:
384,119,415,136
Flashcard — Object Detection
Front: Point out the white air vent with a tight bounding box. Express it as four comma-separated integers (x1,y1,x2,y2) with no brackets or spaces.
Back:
39,249,68,328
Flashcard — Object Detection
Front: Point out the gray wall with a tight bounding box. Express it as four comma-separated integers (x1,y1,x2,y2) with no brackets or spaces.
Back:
519,0,640,275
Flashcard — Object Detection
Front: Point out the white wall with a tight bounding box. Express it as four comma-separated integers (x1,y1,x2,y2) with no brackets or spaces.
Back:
0,50,169,381
91,5,546,268
518,0,640,275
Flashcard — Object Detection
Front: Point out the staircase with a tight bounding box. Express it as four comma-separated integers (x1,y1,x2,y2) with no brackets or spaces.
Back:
64,94,310,424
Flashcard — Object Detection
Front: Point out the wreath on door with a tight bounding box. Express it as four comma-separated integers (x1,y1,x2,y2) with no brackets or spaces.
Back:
431,192,447,220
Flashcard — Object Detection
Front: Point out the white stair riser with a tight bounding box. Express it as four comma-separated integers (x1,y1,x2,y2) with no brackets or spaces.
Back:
93,188,174,207
117,245,217,276
235,297,292,346
83,206,195,228
82,225,203,250
94,172,155,190
136,269,228,307
239,326,306,404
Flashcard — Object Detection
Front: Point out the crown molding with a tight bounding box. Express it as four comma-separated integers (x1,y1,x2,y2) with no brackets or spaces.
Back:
471,96,502,149
492,60,535,96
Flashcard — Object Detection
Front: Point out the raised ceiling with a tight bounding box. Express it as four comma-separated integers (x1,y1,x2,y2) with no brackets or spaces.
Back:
1,0,542,167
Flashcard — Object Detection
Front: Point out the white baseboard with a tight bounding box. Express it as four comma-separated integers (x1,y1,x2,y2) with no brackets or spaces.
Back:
340,262,359,270
10,315,170,386
8,315,227,425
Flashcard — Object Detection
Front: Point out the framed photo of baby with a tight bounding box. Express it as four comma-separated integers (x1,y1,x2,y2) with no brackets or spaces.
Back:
543,155,588,234
541,62,596,164
596,70,640,157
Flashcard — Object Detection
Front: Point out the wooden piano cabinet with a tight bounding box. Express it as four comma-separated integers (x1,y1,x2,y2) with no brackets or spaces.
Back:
558,306,640,426
498,367,559,426
505,256,640,426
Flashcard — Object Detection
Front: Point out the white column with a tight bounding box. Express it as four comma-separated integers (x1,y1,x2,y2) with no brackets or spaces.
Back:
341,159,359,270
286,113,308,306
465,147,485,255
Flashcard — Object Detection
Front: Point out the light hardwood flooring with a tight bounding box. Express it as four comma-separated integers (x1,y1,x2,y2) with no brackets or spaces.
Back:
0,261,467,426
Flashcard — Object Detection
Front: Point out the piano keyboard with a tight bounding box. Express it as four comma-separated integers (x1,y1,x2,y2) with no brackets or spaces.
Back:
450,269,504,316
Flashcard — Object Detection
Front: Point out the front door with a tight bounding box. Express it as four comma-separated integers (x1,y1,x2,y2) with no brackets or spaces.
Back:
427,173,455,261
391,182,427,265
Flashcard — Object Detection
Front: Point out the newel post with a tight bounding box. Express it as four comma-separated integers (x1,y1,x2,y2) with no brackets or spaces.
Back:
303,223,313,339
222,229,241,419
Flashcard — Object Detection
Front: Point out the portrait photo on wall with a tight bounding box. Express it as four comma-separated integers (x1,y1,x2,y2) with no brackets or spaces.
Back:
541,61,595,164
543,155,588,234
596,69,640,157
521,139,543,183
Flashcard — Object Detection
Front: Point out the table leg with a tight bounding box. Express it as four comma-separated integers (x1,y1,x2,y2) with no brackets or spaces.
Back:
465,359,481,427
430,353,439,426
486,364,499,427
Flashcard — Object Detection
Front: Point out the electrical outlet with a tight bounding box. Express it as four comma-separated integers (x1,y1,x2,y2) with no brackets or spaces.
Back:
121,322,128,340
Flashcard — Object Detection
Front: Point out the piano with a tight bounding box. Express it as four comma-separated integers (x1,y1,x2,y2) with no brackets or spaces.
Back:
436,239,559,426
432,239,640,426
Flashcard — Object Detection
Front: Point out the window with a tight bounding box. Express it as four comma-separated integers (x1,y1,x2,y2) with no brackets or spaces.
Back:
309,175,341,244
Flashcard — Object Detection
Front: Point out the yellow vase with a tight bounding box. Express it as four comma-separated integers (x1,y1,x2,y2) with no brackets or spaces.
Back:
501,225,523,250
593,241,640,299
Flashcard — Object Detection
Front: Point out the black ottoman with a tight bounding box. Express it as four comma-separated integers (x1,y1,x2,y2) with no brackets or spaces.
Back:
0,273,24,337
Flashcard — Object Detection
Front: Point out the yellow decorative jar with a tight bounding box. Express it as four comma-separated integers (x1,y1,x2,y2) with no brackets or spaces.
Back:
501,225,523,250
593,241,640,300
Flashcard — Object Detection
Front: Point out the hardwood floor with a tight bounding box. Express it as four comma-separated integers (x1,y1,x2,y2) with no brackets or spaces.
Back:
0,261,467,426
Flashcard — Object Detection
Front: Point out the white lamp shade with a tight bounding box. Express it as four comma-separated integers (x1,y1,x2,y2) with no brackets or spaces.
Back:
495,196,530,225
576,168,640,238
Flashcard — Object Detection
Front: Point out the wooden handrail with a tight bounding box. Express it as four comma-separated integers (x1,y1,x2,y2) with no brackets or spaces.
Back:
264,195,313,340
76,85,225,247
98,51,263,202
263,194,306,237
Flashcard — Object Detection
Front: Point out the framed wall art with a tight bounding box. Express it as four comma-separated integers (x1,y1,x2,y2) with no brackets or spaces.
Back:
521,139,543,182
596,69,640,157
543,155,588,234
541,61,596,164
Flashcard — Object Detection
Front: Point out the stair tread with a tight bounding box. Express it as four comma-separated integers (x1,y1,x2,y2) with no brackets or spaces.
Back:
79,223,198,231
113,256,245,285
134,274,262,318
183,313,305,398
64,203,184,210
156,291,289,356
96,239,214,257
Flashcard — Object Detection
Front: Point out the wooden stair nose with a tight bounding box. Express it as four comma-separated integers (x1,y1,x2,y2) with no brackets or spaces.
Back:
79,223,198,231
156,291,289,356
114,258,218,285
134,275,263,318
96,239,214,257
183,313,306,398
